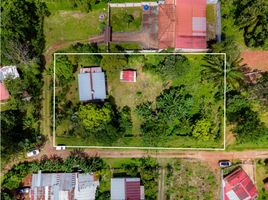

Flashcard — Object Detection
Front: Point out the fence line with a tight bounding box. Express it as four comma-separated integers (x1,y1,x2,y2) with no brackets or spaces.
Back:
109,2,158,8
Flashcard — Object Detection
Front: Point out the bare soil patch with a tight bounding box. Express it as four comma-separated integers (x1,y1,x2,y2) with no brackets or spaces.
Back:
241,51,268,72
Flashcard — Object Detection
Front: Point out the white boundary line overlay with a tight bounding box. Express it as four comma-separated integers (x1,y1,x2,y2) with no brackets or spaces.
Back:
53,52,227,151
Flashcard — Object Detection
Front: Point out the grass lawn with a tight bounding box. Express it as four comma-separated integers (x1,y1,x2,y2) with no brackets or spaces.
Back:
256,160,268,199
44,1,107,49
110,7,142,32
165,159,219,200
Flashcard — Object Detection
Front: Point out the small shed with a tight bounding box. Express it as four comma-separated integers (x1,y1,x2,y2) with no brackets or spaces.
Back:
120,70,137,82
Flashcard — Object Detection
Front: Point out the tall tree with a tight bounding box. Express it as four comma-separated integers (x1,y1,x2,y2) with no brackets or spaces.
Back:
234,0,268,48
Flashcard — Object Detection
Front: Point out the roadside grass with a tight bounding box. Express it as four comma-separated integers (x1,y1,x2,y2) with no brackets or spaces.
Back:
110,7,142,32
44,1,107,49
56,134,223,148
41,75,52,139
165,159,219,200
256,159,268,199
109,42,141,51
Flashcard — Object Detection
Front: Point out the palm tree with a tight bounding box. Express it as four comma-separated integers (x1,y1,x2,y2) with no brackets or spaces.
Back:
202,38,246,90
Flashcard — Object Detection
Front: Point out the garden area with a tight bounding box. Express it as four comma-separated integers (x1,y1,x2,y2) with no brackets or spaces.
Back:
256,159,268,200
165,159,218,200
110,7,142,32
54,51,225,148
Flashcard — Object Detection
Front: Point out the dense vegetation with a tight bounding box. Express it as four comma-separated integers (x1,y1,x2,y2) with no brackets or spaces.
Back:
211,36,268,148
221,0,268,49
1,0,48,166
165,160,217,200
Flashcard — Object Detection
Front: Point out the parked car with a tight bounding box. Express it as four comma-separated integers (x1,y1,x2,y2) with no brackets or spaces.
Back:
219,160,232,167
26,149,40,157
15,187,30,194
56,145,66,150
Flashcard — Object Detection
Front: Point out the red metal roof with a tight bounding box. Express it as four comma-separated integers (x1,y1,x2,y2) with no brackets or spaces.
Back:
125,179,141,200
224,168,258,200
0,82,9,101
120,70,136,82
158,0,207,49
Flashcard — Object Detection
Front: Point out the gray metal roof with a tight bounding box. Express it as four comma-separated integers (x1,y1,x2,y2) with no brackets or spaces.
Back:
78,71,106,101
92,73,106,100
78,73,92,101
111,178,125,200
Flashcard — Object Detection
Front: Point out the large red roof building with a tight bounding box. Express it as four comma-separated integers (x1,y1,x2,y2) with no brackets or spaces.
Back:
223,168,258,200
158,0,207,49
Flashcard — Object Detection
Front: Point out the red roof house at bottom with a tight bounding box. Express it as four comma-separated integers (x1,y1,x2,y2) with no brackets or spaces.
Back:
120,70,137,82
223,168,258,200
0,82,10,101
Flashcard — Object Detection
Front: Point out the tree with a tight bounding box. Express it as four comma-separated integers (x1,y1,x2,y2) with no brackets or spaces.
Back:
202,54,245,90
78,103,113,132
192,119,215,141
227,94,268,142
100,55,127,72
248,72,268,107
123,13,134,27
234,0,268,48
119,106,132,134
55,55,74,84
1,0,50,63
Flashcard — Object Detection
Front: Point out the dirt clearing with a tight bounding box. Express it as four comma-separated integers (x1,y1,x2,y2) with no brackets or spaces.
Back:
241,51,268,72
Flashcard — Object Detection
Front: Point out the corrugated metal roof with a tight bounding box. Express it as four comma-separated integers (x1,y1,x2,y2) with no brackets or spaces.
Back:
78,68,106,101
92,72,106,100
0,66,20,81
111,178,125,200
78,73,92,101
224,168,258,200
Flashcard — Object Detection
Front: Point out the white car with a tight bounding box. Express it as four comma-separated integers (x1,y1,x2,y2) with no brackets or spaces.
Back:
56,145,66,150
26,149,40,157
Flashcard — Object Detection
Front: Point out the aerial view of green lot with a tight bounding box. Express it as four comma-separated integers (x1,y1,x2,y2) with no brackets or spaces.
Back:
1,0,268,199
54,53,225,148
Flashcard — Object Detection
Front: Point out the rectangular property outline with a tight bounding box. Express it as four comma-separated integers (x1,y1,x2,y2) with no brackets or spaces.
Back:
53,52,226,150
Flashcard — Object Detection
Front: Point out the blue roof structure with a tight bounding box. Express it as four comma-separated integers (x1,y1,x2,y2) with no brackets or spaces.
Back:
78,68,106,101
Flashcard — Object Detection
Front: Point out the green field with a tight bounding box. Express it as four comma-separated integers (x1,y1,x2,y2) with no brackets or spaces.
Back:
110,7,142,32
44,1,107,49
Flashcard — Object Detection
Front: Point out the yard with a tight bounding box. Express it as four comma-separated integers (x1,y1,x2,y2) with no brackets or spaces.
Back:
110,7,142,32
54,54,224,148
44,1,107,49
165,159,219,200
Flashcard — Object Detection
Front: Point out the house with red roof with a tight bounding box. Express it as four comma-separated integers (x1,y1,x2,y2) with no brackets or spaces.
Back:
0,82,10,101
120,70,137,82
0,66,20,102
158,0,207,50
223,168,258,200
